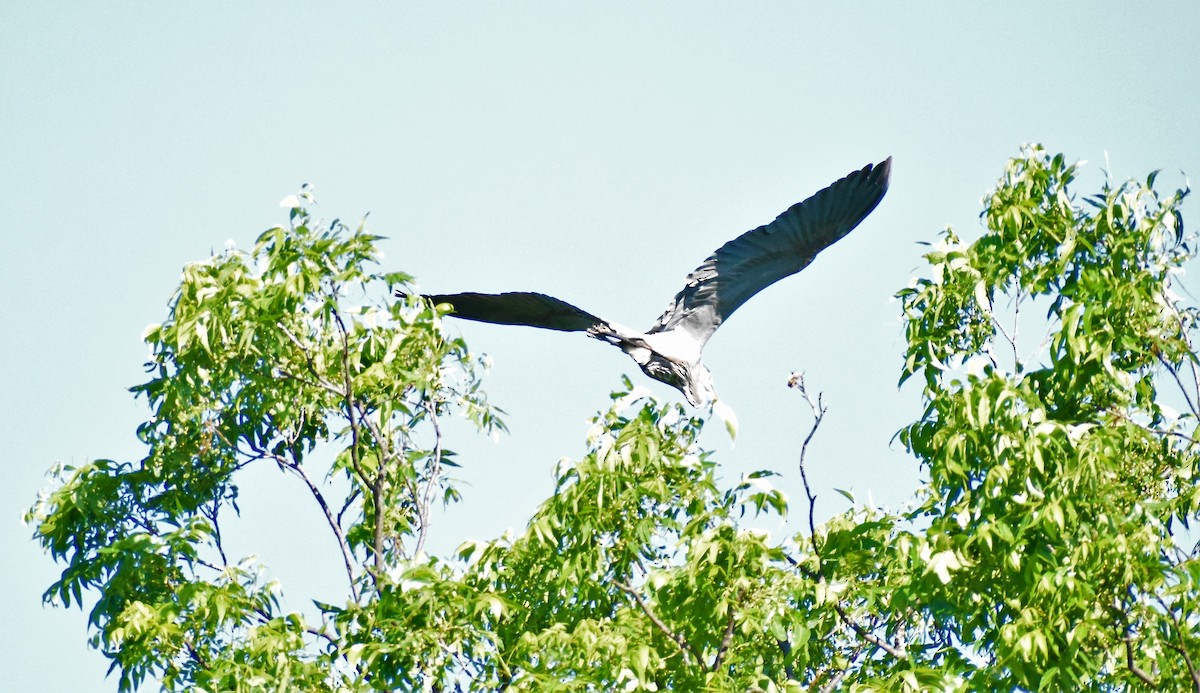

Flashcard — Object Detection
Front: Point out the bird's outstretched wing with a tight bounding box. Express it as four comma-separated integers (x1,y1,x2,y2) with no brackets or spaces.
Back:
421,291,607,332
648,157,891,346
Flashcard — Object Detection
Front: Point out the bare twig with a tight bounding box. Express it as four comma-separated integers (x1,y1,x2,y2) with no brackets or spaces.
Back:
787,372,825,566
787,373,907,663
615,580,703,667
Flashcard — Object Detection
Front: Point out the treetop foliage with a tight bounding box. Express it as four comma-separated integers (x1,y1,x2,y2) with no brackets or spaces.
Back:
29,149,1200,691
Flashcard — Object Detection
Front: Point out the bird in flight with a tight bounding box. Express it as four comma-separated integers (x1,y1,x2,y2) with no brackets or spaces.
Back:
410,158,891,407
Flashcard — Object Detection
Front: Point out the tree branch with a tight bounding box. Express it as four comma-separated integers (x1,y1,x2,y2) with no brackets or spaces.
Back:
831,602,907,660
325,308,388,581
1157,353,1200,419
787,373,907,662
252,445,360,602
287,458,360,600
787,372,825,568
1153,593,1200,691
275,326,342,394
252,604,339,649
414,397,445,558
1123,632,1158,687
819,641,866,693
615,580,703,667
203,498,229,567
274,324,371,488
710,591,743,672
183,638,209,671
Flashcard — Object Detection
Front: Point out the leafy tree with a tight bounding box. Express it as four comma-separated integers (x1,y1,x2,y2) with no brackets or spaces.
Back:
28,148,1200,691
895,146,1200,690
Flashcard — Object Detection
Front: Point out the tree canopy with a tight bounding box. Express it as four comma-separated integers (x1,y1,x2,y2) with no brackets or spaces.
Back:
29,148,1200,691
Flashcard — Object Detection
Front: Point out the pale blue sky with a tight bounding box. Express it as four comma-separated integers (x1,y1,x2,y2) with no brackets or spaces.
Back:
3,4,1199,689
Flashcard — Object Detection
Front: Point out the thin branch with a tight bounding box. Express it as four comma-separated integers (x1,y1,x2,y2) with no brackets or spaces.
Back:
274,326,370,488
787,373,907,662
1158,353,1200,419
414,397,445,558
275,326,342,394
1153,593,1200,691
1165,640,1200,693
831,602,907,660
775,638,796,683
287,457,360,598
329,311,378,562
192,556,226,574
787,372,826,568
252,604,339,649
819,642,866,693
253,445,361,602
204,498,228,567
337,486,362,528
710,591,743,672
347,396,420,565
1185,344,1200,415
371,479,386,575
1169,307,1200,412
615,580,704,667
183,638,209,670
1123,632,1158,687
991,309,1018,368
1011,289,1022,371
305,625,339,649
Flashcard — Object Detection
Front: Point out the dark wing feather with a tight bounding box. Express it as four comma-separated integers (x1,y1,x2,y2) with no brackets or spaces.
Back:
422,291,606,332
649,157,891,345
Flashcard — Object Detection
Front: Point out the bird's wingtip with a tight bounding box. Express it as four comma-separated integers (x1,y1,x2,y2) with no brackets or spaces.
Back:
868,156,893,190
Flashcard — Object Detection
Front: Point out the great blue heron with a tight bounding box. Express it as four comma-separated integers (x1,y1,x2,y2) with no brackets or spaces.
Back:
409,158,891,406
